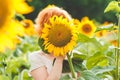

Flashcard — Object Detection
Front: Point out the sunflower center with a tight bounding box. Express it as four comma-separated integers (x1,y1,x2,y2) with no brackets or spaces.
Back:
48,24,72,47
82,24,92,33
24,22,30,28
99,31,103,36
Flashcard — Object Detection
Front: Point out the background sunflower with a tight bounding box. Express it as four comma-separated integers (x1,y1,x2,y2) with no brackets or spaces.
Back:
78,16,96,37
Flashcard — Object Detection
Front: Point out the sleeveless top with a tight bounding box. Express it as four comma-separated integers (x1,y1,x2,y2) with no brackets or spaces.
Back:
28,50,71,77
28,50,53,76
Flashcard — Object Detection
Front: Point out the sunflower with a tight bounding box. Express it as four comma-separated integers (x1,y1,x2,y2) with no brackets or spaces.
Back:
73,19,81,28
0,0,33,27
41,16,77,56
13,0,34,14
96,30,107,38
21,19,35,35
78,16,96,37
0,0,33,52
0,0,14,27
110,40,118,47
0,20,25,52
0,33,15,52
45,4,56,9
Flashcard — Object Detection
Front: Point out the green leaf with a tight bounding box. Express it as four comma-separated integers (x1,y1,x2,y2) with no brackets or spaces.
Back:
38,38,48,53
77,33,103,51
72,53,86,71
0,75,9,80
90,38,103,50
72,58,84,72
104,1,120,13
60,74,72,80
62,60,70,73
77,77,85,80
78,70,100,80
86,52,108,69
77,33,91,43
91,66,115,75
73,53,86,61
21,69,33,80
6,56,29,73
62,53,85,73
95,24,114,32
13,76,18,80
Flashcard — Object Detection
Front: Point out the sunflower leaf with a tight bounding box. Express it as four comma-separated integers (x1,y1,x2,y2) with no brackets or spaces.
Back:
104,1,120,13
90,38,103,50
78,70,101,80
72,57,85,72
73,53,86,61
77,33,91,43
95,24,114,32
91,66,115,75
0,75,9,80
62,60,70,73
38,38,48,54
86,52,109,69
60,74,72,80
62,53,85,73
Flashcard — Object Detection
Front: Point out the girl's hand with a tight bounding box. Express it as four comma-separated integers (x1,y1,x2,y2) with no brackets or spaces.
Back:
55,55,65,62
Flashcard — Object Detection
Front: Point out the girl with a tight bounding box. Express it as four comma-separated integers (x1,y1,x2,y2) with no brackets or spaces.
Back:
28,5,72,80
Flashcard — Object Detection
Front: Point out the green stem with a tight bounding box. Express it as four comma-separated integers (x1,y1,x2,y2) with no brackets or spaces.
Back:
18,72,22,80
116,14,120,80
67,52,76,78
16,14,26,20
8,72,12,80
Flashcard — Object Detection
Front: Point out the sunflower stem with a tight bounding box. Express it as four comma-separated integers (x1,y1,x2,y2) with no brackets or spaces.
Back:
67,52,76,78
16,14,26,20
116,14,120,80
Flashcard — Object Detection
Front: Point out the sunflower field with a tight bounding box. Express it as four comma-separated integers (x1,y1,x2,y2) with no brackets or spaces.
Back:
0,0,120,80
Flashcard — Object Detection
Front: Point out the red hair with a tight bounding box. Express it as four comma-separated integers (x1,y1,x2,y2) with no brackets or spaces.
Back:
35,5,71,36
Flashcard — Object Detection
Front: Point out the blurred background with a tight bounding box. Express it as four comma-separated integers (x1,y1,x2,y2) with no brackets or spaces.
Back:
0,0,119,80
26,0,116,23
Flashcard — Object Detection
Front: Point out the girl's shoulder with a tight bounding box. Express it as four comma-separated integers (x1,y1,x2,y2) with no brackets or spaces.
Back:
28,50,46,76
28,50,43,61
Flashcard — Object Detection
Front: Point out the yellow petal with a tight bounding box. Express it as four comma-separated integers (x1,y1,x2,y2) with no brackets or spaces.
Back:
13,0,34,14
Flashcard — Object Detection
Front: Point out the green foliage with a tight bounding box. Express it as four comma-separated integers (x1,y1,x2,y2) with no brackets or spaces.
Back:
38,38,48,53
104,1,120,13
27,0,116,23
91,66,115,75
62,53,85,73
95,24,114,32
0,36,39,80
1,0,120,80
0,75,9,80
0,30,119,79
86,52,108,69
78,70,100,80
60,75,72,80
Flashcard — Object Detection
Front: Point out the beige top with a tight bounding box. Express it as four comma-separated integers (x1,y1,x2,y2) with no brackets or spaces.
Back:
28,50,71,77
28,50,53,76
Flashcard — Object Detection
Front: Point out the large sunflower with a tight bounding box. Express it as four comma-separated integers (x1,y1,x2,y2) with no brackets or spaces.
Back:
0,0,33,28
13,0,34,14
41,16,77,56
0,0,14,27
78,16,96,37
0,0,33,27
0,20,25,52
0,0,33,52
